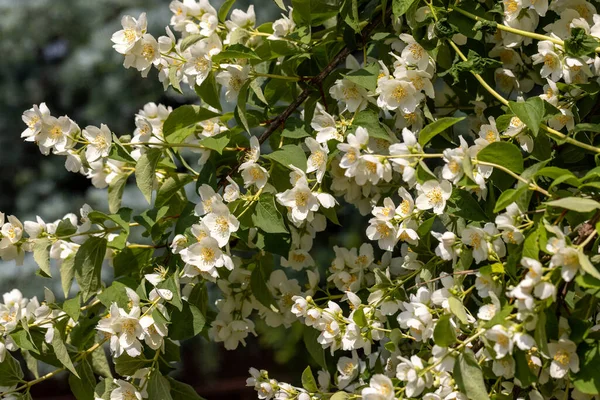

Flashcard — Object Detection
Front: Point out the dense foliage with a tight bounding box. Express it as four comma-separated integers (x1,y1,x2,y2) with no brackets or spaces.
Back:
3,0,600,398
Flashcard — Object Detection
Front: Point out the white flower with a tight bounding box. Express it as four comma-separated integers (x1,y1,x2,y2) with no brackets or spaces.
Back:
306,137,329,183
432,231,456,261
111,379,143,400
276,176,332,222
415,180,452,214
216,65,249,102
531,41,563,81
361,374,394,400
548,337,579,379
124,34,160,75
181,237,234,277
377,78,420,113
82,124,112,161
203,203,240,247
111,13,147,54
366,219,398,251
312,107,341,143
462,226,488,264
399,34,430,70
195,184,224,216
183,43,212,87
396,355,431,398
224,177,240,202
486,325,513,359
329,78,368,113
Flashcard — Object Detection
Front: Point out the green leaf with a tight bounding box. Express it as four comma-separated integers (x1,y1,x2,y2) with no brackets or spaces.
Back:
63,296,81,321
263,144,307,170
169,303,206,340
60,257,76,298
115,354,149,376
250,262,278,310
344,63,380,92
508,97,544,136
418,117,465,146
179,34,203,52
534,311,549,357
281,117,310,139
108,174,129,214
148,371,174,400
573,343,600,395
33,238,52,277
69,360,96,400
199,133,230,154
195,72,222,111
52,328,79,377
167,377,205,400
330,393,351,400
352,307,368,327
453,348,490,400
514,350,536,388
91,345,112,379
212,44,261,62
476,141,524,174
158,273,183,311
433,314,457,347
565,27,600,58
163,105,221,144
301,366,318,392
235,80,251,133
218,0,237,21
253,194,288,234
156,174,195,209
448,296,469,324
303,327,327,369
579,249,600,280
0,353,24,386
546,197,600,213
97,281,131,309
74,237,108,301
493,186,528,213
169,66,183,94
135,148,162,204
447,189,487,221
393,0,418,17
352,110,392,142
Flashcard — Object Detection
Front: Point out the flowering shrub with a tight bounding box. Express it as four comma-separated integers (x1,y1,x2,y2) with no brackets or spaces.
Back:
4,0,600,398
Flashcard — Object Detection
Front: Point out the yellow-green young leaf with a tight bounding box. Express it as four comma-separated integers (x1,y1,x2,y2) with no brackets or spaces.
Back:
52,328,79,377
74,237,108,301
546,197,600,213
163,105,221,144
476,141,524,174
135,148,162,204
68,359,96,400
453,348,490,400
301,366,318,392
273,0,286,10
252,194,288,234
167,377,205,400
508,97,544,136
33,238,52,277
352,307,368,327
212,44,261,62
433,314,457,347
148,371,174,400
108,174,129,214
579,249,600,280
392,0,418,17
158,273,183,311
418,117,465,146
263,145,307,170
448,296,469,324
169,65,183,94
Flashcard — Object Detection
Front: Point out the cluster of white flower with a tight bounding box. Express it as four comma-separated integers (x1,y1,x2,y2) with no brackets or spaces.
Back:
7,0,600,398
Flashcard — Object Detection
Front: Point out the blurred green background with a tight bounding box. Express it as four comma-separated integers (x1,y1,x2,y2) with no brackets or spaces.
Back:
0,1,319,398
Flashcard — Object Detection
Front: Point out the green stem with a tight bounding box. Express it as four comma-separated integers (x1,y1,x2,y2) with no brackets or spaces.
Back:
251,72,303,82
475,160,551,197
448,40,600,154
448,6,566,48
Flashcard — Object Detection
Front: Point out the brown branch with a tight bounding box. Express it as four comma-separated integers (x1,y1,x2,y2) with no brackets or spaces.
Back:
217,10,390,189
